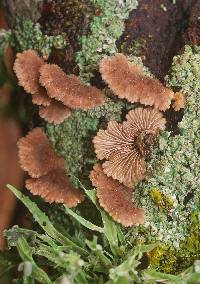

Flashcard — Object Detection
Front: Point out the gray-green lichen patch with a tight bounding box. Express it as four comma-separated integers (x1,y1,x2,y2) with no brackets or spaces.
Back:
0,19,66,57
132,46,200,253
45,96,126,188
75,0,138,82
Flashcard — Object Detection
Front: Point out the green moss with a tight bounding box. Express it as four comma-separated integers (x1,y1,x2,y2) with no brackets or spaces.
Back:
149,188,174,211
1,19,66,57
45,111,98,188
148,245,177,274
149,188,162,204
177,212,200,270
75,0,138,82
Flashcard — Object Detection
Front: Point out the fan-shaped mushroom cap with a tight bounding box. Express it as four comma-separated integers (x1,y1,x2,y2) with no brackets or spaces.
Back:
100,53,174,111
39,64,105,110
26,169,84,207
172,92,186,111
90,164,145,226
93,108,166,187
18,128,65,178
39,100,71,124
13,50,51,106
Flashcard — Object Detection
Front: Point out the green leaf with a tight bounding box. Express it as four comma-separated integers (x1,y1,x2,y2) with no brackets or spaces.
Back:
16,237,53,284
7,184,87,256
187,273,200,284
86,237,112,269
143,270,182,284
82,188,98,206
101,211,124,253
4,226,37,248
114,277,130,284
76,181,125,250
109,253,141,284
64,206,104,233
127,243,158,259
108,243,156,284
36,242,84,272
178,261,200,284
106,277,130,284
74,271,88,284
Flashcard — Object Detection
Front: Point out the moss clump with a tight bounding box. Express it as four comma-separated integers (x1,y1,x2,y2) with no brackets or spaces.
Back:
45,110,99,189
0,19,66,57
148,245,177,274
76,0,138,82
177,212,200,271
149,188,174,212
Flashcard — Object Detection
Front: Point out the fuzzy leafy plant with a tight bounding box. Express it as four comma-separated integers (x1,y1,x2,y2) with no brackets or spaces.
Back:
0,184,198,284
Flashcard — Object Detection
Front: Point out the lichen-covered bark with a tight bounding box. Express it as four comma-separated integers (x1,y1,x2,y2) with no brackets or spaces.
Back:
39,0,96,73
134,46,200,273
1,0,200,281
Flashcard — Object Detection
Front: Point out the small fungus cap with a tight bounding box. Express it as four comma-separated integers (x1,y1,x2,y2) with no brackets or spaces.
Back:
13,50,51,106
39,64,105,110
93,107,166,187
100,53,174,111
90,164,145,226
17,128,65,178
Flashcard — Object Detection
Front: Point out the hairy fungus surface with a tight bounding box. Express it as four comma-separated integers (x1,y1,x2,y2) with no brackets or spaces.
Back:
13,50,51,106
90,164,145,226
39,100,71,124
39,64,105,110
99,53,174,111
172,92,186,111
26,169,84,207
93,107,166,187
31,88,51,106
17,128,65,178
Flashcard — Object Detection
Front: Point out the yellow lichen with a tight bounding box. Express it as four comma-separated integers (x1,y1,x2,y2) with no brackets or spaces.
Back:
149,188,162,204
149,188,174,211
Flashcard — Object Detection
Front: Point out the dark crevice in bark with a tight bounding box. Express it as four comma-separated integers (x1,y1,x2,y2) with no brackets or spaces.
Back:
183,0,200,45
117,0,197,81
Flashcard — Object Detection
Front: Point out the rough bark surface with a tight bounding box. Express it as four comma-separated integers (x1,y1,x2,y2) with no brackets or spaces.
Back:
117,0,196,80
